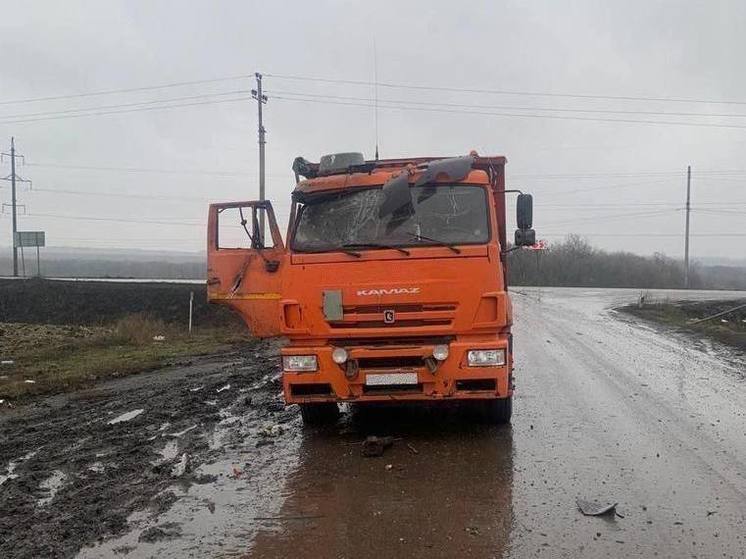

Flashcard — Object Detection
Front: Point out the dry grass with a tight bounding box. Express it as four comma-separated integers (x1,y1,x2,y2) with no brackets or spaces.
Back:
622,299,746,352
0,314,250,403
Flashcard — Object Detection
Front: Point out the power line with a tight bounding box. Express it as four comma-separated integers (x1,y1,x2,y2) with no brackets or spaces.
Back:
26,161,255,177
267,89,746,119
0,95,253,125
4,69,746,110
541,209,679,227
27,212,202,226
270,94,746,130
265,72,746,106
539,232,746,237
0,89,250,121
0,74,253,106
32,187,211,201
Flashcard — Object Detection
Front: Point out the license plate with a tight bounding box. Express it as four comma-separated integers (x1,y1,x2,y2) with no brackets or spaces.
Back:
365,372,418,386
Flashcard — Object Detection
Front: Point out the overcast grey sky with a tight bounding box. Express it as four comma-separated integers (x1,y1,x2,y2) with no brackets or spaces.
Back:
1,0,745,260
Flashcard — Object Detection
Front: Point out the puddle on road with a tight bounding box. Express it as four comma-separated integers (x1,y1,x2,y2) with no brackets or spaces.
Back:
157,440,179,462
77,396,301,558
37,470,67,506
0,449,39,486
249,406,514,558
167,424,197,438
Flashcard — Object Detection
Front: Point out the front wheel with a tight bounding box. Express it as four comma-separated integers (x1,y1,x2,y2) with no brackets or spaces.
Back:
480,397,512,424
299,402,340,426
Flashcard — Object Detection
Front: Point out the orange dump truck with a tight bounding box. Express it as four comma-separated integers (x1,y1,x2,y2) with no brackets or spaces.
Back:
207,152,535,424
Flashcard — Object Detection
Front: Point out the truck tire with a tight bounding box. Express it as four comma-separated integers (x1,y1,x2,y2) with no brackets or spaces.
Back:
481,397,512,424
300,403,339,425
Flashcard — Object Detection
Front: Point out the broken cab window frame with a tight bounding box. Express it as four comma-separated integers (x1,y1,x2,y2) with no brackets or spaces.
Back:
209,200,285,251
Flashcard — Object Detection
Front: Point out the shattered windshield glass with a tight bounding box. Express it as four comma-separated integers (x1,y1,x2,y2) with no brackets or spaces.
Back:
292,185,489,252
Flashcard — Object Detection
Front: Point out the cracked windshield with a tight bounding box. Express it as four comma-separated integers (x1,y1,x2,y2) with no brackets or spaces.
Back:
292,185,489,251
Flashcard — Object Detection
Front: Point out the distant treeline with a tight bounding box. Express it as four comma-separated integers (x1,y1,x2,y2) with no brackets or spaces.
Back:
1,237,744,290
508,235,746,290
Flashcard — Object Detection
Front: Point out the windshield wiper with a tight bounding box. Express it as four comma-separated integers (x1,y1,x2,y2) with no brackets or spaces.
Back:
295,247,361,258
402,232,461,254
343,242,411,256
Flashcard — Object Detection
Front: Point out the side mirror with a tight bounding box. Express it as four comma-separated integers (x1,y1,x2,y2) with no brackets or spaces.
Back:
515,228,536,247
514,193,535,247
516,193,533,229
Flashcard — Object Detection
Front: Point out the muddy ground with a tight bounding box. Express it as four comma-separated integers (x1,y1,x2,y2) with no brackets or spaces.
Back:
0,339,288,558
2,287,746,558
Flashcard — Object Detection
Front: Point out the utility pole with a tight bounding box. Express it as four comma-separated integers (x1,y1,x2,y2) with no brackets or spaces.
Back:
684,165,691,289
251,73,268,245
1,138,31,277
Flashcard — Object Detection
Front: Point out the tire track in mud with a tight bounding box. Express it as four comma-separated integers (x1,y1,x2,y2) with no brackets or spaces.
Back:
0,340,295,559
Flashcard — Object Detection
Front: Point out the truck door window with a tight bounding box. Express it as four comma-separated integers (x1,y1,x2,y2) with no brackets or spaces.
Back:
217,206,279,250
292,185,489,252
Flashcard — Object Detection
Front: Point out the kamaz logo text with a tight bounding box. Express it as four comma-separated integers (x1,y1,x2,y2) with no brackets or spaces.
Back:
356,287,421,296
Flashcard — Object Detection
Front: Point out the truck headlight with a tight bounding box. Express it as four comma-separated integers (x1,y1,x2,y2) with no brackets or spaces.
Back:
467,349,506,367
282,355,318,371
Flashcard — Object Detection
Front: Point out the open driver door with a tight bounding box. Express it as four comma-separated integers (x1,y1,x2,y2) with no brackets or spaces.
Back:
207,200,286,337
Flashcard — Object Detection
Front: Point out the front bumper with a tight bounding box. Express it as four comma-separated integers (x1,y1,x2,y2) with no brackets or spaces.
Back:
282,339,512,404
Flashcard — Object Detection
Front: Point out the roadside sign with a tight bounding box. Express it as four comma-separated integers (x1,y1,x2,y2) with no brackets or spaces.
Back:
15,231,45,247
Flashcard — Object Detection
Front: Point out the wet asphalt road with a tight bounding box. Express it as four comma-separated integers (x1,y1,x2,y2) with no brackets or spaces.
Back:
246,288,746,559
4,287,746,558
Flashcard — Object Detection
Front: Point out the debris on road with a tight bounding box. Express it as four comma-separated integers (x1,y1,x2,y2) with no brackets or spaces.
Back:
152,335,166,342
171,453,190,477
577,498,619,517
1,360,14,366
362,435,395,457
406,442,419,455
107,408,145,425
217,384,231,393
23,379,36,384
258,424,285,437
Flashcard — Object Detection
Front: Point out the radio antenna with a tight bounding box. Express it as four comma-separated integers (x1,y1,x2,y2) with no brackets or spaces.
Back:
373,38,379,161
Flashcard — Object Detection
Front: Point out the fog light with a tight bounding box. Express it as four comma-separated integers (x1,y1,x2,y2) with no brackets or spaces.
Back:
467,349,506,367
282,355,318,371
332,347,349,364
432,344,449,361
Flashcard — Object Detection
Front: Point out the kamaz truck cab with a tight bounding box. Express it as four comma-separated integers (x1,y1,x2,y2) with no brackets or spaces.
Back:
207,152,535,424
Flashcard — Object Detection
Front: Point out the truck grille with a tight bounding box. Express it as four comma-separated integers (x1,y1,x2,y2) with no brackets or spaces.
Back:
329,303,457,329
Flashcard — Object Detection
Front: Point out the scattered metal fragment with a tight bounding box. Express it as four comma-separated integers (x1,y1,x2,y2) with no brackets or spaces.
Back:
171,453,189,477
362,436,395,457
577,498,618,517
